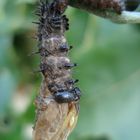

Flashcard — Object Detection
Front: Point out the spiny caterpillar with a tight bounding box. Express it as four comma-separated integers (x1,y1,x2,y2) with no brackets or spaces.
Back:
34,0,81,106
33,1,81,139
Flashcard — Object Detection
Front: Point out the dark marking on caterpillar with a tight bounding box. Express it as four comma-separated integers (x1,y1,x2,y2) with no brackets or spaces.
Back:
65,79,79,85
53,87,81,103
58,44,73,53
48,79,79,93
59,44,69,52
35,0,81,104
63,62,77,69
29,48,51,57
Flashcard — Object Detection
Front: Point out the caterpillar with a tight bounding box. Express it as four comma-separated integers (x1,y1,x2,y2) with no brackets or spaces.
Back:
33,0,81,140
35,0,81,103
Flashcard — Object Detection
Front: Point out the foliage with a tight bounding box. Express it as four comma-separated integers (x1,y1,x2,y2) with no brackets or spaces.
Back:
0,0,140,140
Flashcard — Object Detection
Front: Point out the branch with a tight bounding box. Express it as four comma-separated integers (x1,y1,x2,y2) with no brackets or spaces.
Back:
68,0,140,24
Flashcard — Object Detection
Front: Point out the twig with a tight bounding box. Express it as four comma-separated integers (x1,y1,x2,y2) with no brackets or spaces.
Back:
68,0,140,24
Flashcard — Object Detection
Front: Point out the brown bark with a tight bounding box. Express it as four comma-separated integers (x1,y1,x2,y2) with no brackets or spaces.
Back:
68,0,124,15
68,0,140,24
33,78,79,140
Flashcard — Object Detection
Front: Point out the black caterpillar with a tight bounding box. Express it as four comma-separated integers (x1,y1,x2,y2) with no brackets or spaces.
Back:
34,0,81,104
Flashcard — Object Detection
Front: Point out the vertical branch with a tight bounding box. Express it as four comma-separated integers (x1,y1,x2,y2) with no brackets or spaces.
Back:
32,0,81,140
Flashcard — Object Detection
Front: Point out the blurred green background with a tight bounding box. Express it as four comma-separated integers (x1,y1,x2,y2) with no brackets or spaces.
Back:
1,0,140,140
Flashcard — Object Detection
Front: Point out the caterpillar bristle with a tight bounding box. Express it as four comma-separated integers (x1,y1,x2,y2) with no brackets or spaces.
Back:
68,79,79,84
32,21,40,25
74,79,79,83
63,63,77,69
31,36,38,40
69,45,73,50
65,79,79,86
28,51,40,57
35,12,41,16
32,68,42,73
